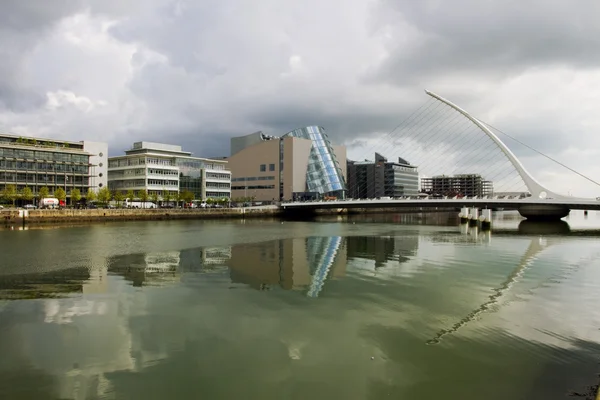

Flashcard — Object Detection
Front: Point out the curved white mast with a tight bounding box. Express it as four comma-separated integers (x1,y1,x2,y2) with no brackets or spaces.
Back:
425,90,568,200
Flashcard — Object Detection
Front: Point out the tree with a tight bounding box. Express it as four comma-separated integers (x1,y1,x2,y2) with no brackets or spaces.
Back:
151,191,159,205
20,187,34,204
86,188,97,202
206,197,215,206
38,186,50,201
219,197,229,207
1,184,18,206
97,187,111,204
181,190,194,206
113,191,124,207
174,191,182,208
137,189,149,208
71,188,81,205
55,187,66,204
162,189,172,206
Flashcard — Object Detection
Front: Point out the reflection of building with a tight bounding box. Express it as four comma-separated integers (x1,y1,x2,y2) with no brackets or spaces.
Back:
0,133,107,204
227,127,347,201
108,142,231,200
421,174,493,197
347,235,419,268
347,153,419,198
0,267,91,300
107,251,181,287
227,237,346,296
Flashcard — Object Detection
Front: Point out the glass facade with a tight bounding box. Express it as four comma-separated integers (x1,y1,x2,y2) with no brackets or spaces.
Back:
282,126,346,198
0,142,91,202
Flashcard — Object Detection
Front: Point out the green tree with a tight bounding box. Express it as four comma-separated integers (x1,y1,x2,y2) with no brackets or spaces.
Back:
206,197,215,206
86,188,97,202
137,189,149,208
97,187,111,204
151,191,159,205
162,189,172,206
71,188,81,205
38,186,50,201
1,184,18,206
55,187,66,205
181,190,194,206
113,191,124,207
174,191,182,207
20,187,34,204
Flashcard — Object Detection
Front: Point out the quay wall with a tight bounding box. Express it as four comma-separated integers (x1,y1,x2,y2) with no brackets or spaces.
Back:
0,206,459,226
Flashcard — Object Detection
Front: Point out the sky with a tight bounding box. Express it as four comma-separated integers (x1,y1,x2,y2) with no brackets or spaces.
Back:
1,0,600,197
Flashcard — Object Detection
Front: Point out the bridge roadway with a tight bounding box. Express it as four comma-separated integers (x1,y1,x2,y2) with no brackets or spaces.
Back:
280,197,600,220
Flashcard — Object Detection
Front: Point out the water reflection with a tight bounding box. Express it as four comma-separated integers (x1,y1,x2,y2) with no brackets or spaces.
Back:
2,217,600,400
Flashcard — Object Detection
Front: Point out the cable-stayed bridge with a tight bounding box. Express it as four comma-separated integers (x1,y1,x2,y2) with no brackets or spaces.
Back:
283,90,600,221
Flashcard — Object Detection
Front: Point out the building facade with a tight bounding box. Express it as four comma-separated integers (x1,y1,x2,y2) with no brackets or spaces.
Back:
346,153,419,199
227,126,347,202
0,133,105,204
107,142,230,200
420,174,493,197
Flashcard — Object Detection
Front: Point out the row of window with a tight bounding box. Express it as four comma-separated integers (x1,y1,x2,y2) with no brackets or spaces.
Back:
0,172,88,184
259,164,276,172
205,183,230,189
232,185,275,190
148,168,179,176
205,172,230,180
1,160,89,173
231,176,276,182
147,179,178,186
0,148,89,163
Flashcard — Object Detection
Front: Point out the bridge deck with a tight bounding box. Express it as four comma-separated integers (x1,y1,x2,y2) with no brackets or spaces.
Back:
281,198,600,211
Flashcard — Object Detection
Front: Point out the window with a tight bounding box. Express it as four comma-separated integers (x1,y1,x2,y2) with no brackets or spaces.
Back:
99,173,103,177
260,164,266,172
269,163,275,171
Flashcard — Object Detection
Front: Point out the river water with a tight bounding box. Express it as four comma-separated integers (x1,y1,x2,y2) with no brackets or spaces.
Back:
1,211,600,399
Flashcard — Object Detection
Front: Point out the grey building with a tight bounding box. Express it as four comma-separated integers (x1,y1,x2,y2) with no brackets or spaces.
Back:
420,174,493,197
0,133,106,205
346,153,419,199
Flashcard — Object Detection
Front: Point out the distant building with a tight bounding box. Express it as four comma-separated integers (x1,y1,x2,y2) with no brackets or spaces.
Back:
108,142,231,200
346,153,419,199
420,174,493,197
227,126,347,202
0,133,106,205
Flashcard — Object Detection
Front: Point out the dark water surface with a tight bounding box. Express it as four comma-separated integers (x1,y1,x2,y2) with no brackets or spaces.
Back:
1,211,600,399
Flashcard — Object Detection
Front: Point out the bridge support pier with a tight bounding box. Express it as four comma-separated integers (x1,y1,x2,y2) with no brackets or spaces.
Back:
518,205,570,221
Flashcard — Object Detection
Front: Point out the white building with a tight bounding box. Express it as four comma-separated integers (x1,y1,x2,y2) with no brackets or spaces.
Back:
107,142,231,200
82,141,108,191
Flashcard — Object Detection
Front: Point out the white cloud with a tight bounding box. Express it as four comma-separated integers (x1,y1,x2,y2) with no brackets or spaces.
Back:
0,0,599,196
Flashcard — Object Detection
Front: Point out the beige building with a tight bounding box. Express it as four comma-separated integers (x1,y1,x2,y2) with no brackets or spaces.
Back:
227,126,347,202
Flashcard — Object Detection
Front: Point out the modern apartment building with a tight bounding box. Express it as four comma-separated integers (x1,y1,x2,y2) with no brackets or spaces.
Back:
227,126,347,202
420,174,493,197
0,133,107,204
107,142,231,200
346,153,419,198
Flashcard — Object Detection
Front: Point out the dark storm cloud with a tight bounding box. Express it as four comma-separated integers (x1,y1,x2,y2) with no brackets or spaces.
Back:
370,0,600,83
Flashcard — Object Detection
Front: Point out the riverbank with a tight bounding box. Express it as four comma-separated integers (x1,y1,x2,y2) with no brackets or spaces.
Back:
0,206,459,227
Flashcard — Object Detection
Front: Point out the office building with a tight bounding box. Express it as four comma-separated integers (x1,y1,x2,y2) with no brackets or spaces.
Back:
227,126,347,202
420,174,493,197
346,153,419,199
107,142,231,200
0,133,106,204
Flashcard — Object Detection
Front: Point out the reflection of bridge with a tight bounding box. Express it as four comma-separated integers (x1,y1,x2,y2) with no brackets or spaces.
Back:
284,90,600,221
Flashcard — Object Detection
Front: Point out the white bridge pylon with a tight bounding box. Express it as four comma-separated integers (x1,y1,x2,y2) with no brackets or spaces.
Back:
425,90,573,201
